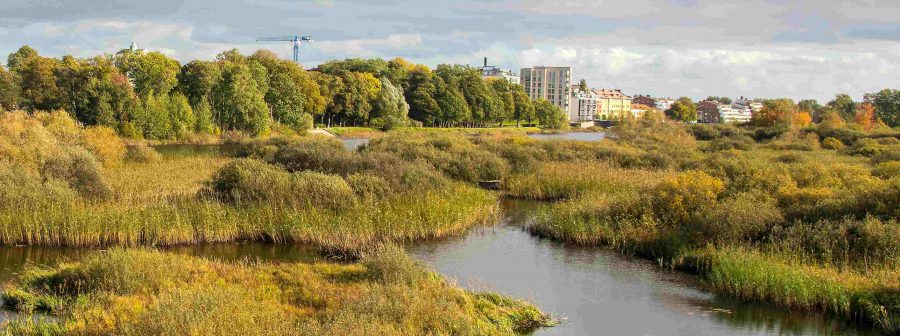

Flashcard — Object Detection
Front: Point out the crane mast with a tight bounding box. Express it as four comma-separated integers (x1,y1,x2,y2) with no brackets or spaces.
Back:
256,35,312,63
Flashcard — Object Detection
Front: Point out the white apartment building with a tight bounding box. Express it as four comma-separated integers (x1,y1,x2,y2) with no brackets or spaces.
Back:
719,104,753,123
654,97,676,111
520,66,572,113
567,90,598,122
480,58,519,84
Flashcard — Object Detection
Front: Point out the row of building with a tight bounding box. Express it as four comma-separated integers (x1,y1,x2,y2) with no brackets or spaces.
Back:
480,59,761,125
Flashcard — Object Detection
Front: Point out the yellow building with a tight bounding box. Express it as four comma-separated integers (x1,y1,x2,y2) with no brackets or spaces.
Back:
594,89,632,120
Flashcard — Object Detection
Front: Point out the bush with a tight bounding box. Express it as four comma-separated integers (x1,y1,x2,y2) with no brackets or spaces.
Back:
125,142,162,163
43,148,114,200
205,159,356,209
822,137,845,150
873,161,900,179
80,126,126,168
363,245,429,285
651,170,724,224
240,136,356,175
347,173,393,201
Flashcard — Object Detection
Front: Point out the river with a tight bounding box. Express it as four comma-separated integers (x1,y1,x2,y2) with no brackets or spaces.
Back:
0,200,876,335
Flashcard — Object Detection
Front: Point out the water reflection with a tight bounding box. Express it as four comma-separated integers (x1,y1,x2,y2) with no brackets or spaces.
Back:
406,200,877,336
526,132,606,141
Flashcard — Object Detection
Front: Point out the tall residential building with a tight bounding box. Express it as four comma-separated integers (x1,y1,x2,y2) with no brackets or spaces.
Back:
480,57,519,84
567,89,598,122
594,89,632,120
520,66,572,113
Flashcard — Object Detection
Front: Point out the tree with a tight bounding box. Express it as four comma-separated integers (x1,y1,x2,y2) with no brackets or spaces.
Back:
855,102,877,131
212,62,271,135
665,97,697,122
119,51,180,96
433,76,469,127
0,66,20,110
16,54,62,111
865,89,900,127
752,98,797,127
535,98,567,129
178,60,222,107
488,79,515,126
371,78,409,130
327,71,380,125
405,67,438,124
250,51,325,129
578,79,588,92
797,99,823,122
706,96,732,105
512,90,535,127
827,93,856,121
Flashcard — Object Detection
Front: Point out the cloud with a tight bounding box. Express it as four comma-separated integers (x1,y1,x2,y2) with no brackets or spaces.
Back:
0,0,898,102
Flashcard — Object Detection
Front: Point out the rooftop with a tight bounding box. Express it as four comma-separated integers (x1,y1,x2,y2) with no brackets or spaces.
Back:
593,89,631,99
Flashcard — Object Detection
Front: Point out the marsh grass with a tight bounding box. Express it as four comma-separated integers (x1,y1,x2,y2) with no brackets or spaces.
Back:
1,248,554,335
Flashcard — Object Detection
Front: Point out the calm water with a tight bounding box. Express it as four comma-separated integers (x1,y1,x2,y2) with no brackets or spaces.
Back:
0,204,876,334
527,132,606,141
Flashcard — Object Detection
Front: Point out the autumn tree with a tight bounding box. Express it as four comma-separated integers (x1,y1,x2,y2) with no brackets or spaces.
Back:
0,66,20,110
752,98,796,127
855,102,877,131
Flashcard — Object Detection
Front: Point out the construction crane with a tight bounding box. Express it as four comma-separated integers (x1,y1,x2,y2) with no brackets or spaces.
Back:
256,35,312,63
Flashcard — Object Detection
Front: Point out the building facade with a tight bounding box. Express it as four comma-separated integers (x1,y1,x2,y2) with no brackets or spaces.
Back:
594,89,632,120
480,58,519,84
697,100,721,123
720,104,753,123
520,66,572,113
567,89,598,122
632,95,656,107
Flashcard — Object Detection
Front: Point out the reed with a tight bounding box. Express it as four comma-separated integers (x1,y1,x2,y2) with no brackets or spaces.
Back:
2,248,555,335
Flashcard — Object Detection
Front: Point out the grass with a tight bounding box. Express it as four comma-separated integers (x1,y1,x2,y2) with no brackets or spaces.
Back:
1,248,555,335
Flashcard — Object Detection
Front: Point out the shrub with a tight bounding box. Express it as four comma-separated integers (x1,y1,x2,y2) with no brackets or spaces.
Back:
873,161,900,179
347,173,393,201
651,170,725,224
42,148,114,200
205,159,356,209
125,142,162,163
364,245,429,286
80,126,126,168
822,137,845,150
241,136,356,175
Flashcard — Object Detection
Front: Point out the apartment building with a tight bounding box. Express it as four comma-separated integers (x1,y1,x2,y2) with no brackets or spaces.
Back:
594,89,632,120
520,66,572,112
567,89,599,122
480,57,519,84
697,100,721,123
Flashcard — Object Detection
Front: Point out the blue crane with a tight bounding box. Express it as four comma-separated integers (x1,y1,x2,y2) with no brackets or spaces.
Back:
256,35,312,63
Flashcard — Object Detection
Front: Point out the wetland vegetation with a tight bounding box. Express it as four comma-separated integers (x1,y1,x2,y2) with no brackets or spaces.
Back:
0,105,898,334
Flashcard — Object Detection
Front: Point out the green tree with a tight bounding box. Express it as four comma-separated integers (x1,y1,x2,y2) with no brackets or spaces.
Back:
371,78,409,130
7,46,38,72
167,92,195,138
251,51,325,129
16,55,62,111
433,76,469,127
178,60,222,107
0,66,20,110
212,62,271,135
827,93,856,121
865,89,900,127
405,67,438,125
488,79,515,126
578,79,588,93
119,51,180,96
706,96,733,105
512,90,535,127
535,98,566,129
665,97,697,122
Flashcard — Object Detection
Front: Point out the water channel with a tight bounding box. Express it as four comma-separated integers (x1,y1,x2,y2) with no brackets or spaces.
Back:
0,200,875,335
0,134,877,334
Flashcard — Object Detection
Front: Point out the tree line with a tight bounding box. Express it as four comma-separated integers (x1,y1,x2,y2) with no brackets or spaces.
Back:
662,92,900,129
0,46,566,139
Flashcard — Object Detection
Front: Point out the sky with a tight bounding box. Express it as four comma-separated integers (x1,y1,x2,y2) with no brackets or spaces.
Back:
1,0,899,102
